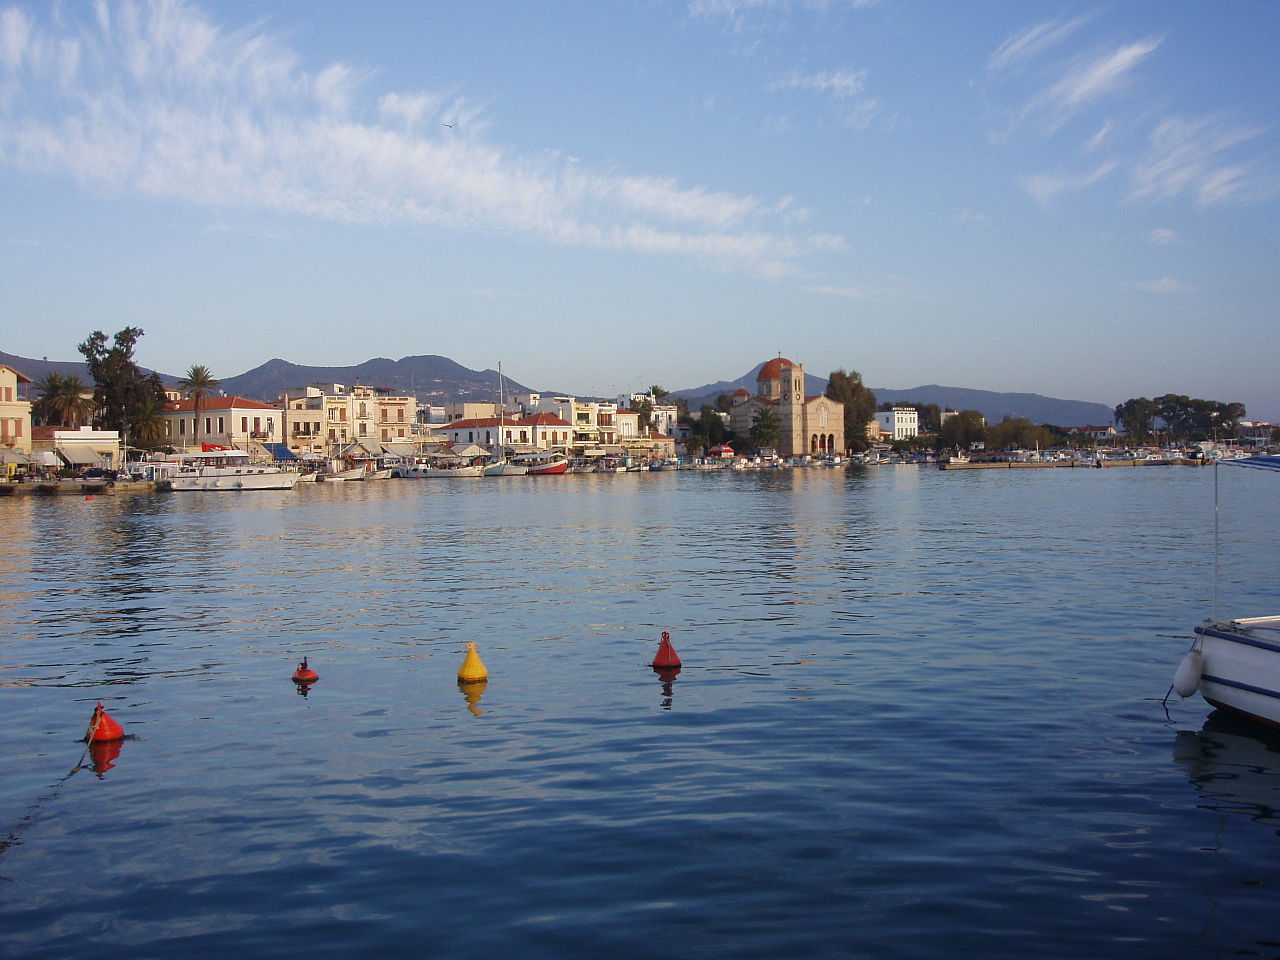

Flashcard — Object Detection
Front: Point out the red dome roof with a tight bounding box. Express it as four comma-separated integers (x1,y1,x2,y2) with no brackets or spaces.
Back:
757,357,794,381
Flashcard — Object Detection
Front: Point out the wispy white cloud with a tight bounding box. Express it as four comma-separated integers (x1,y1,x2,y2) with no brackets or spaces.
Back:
1145,228,1176,245
1083,120,1112,152
0,0,834,281
1047,38,1160,111
1120,276,1193,293
1131,116,1278,206
1020,160,1116,204
768,67,880,128
987,16,1091,78
689,0,874,34
770,68,865,99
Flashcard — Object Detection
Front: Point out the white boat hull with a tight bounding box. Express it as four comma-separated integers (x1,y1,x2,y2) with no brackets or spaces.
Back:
405,464,485,478
1190,617,1280,728
170,468,301,491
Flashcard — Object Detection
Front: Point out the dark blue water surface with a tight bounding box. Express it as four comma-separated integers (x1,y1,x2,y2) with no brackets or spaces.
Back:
2,465,1278,959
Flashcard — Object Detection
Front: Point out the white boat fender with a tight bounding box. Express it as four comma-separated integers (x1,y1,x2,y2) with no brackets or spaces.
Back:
1173,649,1205,698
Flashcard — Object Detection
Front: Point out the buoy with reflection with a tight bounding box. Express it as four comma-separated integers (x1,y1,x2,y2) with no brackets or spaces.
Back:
292,657,319,685
651,631,681,669
84,702,124,743
458,679,487,717
457,642,488,683
89,738,123,777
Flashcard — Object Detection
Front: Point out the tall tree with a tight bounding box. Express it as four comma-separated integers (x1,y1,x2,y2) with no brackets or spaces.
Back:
78,327,162,438
749,407,780,452
633,397,654,432
32,373,94,427
825,368,877,452
1114,397,1159,441
939,410,986,450
178,364,220,448
648,384,670,403
129,393,169,449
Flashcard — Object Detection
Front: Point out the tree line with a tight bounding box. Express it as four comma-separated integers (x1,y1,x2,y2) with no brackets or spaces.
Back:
30,327,219,451
1113,395,1247,443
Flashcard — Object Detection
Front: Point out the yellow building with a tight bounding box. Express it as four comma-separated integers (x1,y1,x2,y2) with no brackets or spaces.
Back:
0,365,34,476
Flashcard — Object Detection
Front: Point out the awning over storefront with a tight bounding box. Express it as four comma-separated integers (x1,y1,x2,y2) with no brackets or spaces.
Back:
0,449,29,464
56,444,116,465
261,442,296,460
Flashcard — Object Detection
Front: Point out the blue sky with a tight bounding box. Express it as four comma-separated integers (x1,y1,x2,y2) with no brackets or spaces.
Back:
1,1,1276,417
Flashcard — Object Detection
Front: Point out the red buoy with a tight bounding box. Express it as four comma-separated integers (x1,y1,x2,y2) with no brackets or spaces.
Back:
651,631,681,669
85,702,124,743
292,657,319,684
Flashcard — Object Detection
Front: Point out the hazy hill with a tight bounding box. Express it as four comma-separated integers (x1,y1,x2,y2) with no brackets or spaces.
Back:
674,364,1116,428
4,348,1115,425
0,350,177,387
1,351,532,404
219,356,532,403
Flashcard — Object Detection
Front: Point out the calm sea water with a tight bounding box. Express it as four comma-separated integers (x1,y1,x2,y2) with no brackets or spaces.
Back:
1,465,1278,959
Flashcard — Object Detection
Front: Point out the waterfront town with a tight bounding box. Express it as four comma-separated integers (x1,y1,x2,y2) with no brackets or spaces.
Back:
1,350,1275,487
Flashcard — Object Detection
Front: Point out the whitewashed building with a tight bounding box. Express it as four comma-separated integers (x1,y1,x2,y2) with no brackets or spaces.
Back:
875,407,919,441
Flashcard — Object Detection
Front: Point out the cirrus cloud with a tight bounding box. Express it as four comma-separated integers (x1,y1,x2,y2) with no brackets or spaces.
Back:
0,0,835,281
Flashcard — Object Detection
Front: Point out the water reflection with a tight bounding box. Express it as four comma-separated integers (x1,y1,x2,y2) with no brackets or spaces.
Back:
1174,711,1280,830
458,679,486,716
88,738,124,778
652,665,680,710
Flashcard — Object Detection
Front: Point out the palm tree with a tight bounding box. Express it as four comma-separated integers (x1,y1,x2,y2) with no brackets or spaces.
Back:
177,365,219,448
33,373,94,427
129,393,169,449
648,384,670,403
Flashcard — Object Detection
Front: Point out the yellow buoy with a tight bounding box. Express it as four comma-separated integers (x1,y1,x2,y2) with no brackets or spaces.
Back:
457,641,488,683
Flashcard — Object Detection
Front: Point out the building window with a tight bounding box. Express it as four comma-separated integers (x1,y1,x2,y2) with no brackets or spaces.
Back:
218,417,225,434
204,417,212,435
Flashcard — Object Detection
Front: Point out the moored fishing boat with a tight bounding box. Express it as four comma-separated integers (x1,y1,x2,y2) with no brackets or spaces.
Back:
405,457,485,478
513,451,569,475
163,450,301,491
1172,455,1280,728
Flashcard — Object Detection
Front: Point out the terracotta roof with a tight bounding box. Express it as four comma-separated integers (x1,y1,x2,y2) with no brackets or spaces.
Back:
757,357,795,381
167,396,281,413
733,388,750,396
522,413,573,427
444,416,503,430
445,413,572,430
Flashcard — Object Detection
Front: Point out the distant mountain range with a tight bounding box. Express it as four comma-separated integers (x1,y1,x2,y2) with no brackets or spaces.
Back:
673,363,1117,428
1,349,1115,427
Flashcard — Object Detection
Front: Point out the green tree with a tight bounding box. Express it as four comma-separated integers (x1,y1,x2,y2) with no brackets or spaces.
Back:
749,407,780,452
939,410,986,450
699,405,727,447
986,417,1055,451
177,364,220,448
1113,397,1159,441
129,392,169,449
32,373,94,427
825,369,877,452
648,384,670,403
633,397,654,432
78,327,163,439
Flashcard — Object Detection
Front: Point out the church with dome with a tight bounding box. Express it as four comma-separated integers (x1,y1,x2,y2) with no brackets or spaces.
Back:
727,357,845,456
